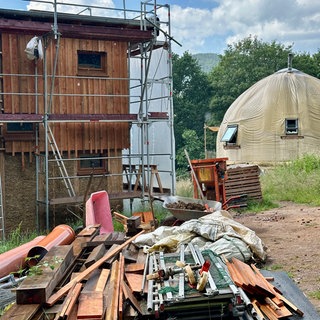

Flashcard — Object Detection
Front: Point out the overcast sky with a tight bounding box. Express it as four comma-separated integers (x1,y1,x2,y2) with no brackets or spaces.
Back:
3,0,320,55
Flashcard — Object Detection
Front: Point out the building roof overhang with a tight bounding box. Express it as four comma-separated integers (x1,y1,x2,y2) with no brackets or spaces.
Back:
0,8,154,43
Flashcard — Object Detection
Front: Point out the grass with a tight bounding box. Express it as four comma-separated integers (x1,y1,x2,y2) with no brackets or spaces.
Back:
0,223,38,254
310,290,320,300
260,154,320,206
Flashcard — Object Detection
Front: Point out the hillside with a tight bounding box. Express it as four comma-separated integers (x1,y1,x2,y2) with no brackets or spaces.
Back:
193,53,220,73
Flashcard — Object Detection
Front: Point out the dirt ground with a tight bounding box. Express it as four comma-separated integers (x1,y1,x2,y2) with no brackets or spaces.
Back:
231,201,320,313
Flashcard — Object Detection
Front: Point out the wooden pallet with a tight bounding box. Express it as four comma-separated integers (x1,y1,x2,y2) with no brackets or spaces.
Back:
225,165,262,201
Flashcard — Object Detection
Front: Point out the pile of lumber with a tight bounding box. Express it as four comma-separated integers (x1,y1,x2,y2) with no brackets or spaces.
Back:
2,226,147,320
225,257,304,320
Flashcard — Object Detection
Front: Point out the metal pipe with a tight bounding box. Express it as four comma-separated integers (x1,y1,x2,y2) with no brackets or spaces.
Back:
141,253,149,295
0,235,45,278
147,253,155,312
178,244,185,299
26,224,75,266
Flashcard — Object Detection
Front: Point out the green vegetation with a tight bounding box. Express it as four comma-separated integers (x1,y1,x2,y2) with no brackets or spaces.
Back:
261,154,320,206
0,223,37,254
310,290,320,300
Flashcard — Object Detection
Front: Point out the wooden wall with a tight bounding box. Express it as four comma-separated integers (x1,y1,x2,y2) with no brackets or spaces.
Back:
1,33,130,156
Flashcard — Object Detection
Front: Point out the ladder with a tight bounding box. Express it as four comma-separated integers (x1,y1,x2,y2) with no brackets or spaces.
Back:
0,175,4,240
46,125,75,198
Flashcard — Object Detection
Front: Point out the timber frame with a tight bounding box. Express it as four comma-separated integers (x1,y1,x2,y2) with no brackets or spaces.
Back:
0,1,175,234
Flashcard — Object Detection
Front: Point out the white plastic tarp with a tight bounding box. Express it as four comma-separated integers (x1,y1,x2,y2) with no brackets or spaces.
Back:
134,210,266,261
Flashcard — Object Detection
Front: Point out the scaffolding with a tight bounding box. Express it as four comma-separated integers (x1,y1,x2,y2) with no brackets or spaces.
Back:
0,0,176,232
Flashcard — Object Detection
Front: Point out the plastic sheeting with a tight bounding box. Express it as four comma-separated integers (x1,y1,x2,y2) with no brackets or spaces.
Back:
216,68,320,163
134,210,266,261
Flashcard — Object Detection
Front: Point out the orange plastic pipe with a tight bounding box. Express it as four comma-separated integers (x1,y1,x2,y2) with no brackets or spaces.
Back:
27,224,75,266
0,235,46,278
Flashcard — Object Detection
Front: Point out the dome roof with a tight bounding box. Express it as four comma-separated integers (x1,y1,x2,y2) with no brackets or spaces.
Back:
216,68,320,163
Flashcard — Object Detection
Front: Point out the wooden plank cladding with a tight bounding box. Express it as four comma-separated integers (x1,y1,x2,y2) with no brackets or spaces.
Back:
225,165,262,201
0,4,154,156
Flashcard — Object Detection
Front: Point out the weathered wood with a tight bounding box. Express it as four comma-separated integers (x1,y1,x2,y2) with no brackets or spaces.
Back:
125,263,145,273
225,165,262,201
125,273,144,293
78,225,101,237
83,233,112,248
84,243,106,268
46,230,144,306
104,244,120,267
16,245,74,304
122,280,142,315
95,268,110,292
105,260,120,320
118,254,125,320
0,304,40,320
54,282,82,320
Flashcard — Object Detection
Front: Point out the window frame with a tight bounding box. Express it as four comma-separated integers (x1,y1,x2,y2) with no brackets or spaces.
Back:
77,153,107,176
221,124,238,143
4,122,35,141
285,118,298,135
77,50,107,76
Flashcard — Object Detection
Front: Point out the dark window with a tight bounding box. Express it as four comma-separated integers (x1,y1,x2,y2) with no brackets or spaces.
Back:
78,153,107,175
221,125,238,143
285,119,298,135
77,51,107,76
7,122,33,132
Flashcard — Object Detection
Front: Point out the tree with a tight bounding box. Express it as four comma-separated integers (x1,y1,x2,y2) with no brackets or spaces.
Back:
172,52,212,171
292,51,320,78
208,36,293,125
175,129,204,177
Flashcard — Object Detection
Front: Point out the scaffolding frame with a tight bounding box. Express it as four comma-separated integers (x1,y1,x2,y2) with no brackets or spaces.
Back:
0,0,175,232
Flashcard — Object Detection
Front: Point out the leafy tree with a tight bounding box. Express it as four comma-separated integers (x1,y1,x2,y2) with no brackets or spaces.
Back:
208,36,293,125
172,52,212,171
292,51,320,78
175,129,204,177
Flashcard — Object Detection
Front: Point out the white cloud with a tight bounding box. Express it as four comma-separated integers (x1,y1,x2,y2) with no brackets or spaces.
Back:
27,0,116,16
25,0,320,55
166,0,320,54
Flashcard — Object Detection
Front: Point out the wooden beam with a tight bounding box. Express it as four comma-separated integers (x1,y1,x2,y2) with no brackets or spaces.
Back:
0,19,153,42
16,245,74,304
46,230,144,306
84,243,106,268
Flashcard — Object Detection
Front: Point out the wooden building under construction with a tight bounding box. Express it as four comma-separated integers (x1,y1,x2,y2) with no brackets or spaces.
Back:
0,2,175,236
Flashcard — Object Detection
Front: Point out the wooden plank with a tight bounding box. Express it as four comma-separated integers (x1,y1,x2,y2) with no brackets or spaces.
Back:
0,304,40,320
83,233,112,248
46,230,144,306
122,280,142,315
16,245,74,304
105,260,120,320
54,282,82,320
77,291,104,319
260,303,292,319
95,268,110,292
125,263,145,273
84,243,106,268
125,273,144,293
77,225,101,237
118,254,125,320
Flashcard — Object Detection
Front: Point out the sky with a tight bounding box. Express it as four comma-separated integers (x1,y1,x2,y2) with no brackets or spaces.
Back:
2,0,320,56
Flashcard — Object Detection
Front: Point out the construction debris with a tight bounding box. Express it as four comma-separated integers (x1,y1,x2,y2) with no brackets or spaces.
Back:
0,215,314,319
